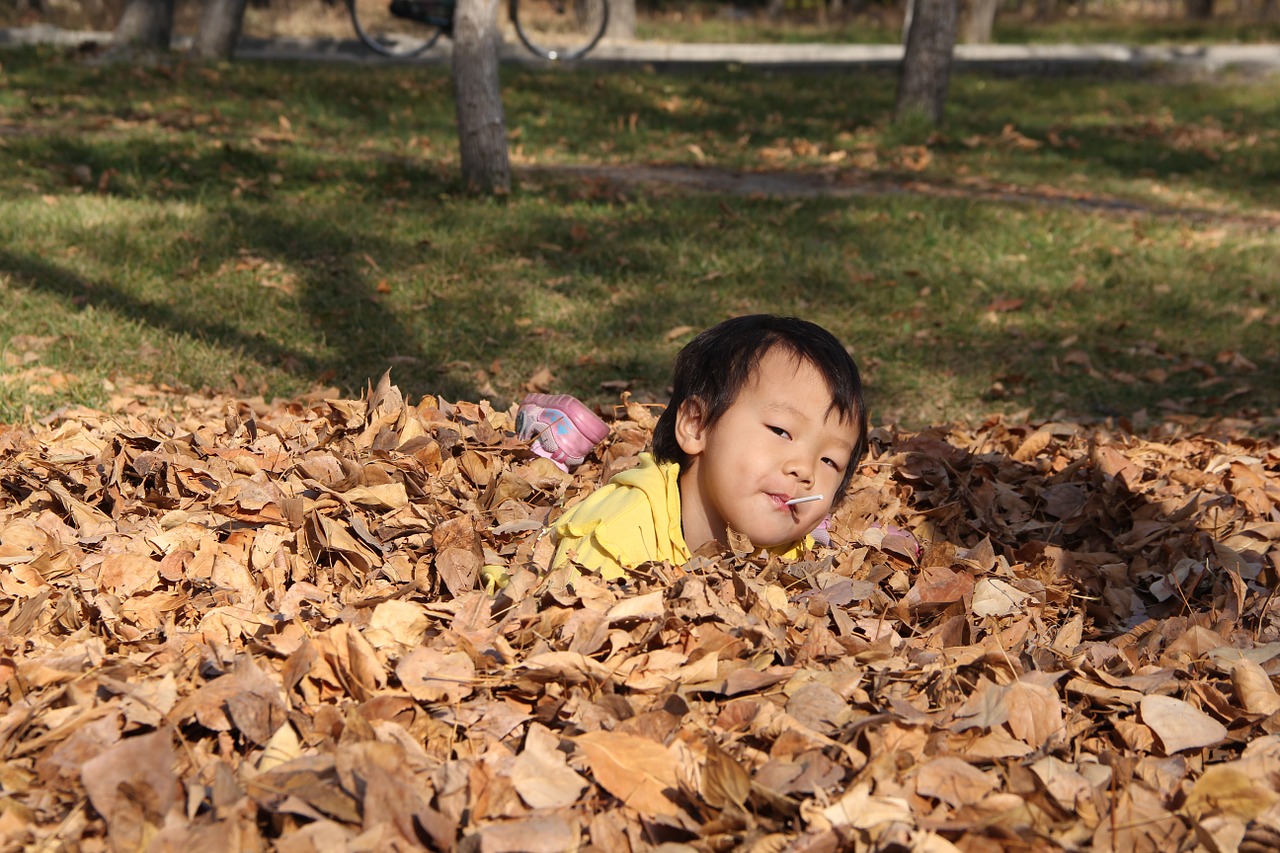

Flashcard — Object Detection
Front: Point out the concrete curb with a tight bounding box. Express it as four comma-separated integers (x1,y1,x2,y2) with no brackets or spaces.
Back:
2,24,1278,74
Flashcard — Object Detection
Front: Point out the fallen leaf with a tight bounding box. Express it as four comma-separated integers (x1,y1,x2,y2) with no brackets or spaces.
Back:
1230,659,1280,716
913,756,998,807
396,646,476,704
511,724,588,810
1140,695,1228,754
574,730,681,817
971,577,1032,618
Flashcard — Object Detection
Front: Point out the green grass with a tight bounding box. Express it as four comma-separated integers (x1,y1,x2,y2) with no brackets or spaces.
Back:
631,5,1280,45
1,46,1277,429
994,16,1280,45
638,14,1280,46
9,0,1280,46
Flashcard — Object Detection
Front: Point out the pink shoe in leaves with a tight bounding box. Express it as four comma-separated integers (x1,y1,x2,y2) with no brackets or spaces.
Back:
515,394,609,472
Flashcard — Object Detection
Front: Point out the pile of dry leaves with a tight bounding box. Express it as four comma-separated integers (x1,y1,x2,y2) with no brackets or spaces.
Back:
1,374,1278,852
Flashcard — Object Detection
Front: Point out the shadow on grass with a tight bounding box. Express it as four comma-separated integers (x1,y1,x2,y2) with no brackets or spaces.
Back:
22,133,453,206
465,184,1280,426
3,70,1277,424
0,201,493,404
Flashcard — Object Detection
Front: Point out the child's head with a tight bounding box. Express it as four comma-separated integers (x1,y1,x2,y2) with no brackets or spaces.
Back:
652,315,868,551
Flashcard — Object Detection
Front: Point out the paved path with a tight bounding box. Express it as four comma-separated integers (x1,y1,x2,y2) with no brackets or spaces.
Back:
3,23,1279,74
532,164,1280,228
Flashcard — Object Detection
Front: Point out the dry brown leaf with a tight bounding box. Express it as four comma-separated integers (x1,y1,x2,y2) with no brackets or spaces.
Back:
1230,658,1280,716
3,376,1280,851
820,782,913,830
701,741,750,811
511,724,588,810
81,728,180,833
1184,765,1280,821
1140,695,1228,754
475,815,580,852
574,730,682,817
971,577,1032,618
1005,680,1065,745
914,756,999,807
396,646,476,705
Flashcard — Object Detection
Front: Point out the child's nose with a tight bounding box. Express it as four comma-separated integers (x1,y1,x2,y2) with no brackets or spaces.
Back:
785,454,815,484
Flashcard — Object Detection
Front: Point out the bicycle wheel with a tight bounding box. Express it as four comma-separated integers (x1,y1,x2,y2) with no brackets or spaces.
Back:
348,0,446,59
511,0,607,61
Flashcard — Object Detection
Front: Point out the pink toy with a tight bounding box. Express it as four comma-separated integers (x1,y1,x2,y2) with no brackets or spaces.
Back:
515,393,609,471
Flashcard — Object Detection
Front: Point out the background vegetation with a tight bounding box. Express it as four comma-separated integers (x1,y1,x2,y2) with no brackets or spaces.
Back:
4,0,1280,44
1,45,1277,430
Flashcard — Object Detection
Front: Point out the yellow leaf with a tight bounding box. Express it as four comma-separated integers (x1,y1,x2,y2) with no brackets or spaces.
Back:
1183,765,1280,821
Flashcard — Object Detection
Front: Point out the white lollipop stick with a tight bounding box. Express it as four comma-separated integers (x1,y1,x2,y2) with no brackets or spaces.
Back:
785,495,823,506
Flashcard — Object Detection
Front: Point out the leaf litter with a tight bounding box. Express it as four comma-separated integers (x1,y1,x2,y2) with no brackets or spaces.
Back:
0,374,1279,851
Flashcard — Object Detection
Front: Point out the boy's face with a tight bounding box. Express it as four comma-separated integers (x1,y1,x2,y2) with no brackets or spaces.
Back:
675,348,859,554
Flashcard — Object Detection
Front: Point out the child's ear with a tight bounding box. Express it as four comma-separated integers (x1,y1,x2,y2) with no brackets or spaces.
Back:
675,398,708,456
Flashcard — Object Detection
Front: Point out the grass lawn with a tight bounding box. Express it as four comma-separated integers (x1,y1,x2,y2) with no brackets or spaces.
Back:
7,0,1280,45
0,46,1277,430
634,6,1280,45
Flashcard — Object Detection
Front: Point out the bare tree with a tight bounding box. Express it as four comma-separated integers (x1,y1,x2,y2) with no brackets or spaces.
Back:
112,0,174,51
962,0,999,43
605,0,636,40
452,0,511,194
895,0,958,126
191,0,251,60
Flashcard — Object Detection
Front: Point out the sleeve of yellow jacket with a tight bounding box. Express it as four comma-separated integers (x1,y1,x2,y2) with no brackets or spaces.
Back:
551,453,814,580
552,454,690,580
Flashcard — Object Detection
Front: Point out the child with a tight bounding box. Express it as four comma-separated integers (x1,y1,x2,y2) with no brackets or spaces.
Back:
528,314,868,580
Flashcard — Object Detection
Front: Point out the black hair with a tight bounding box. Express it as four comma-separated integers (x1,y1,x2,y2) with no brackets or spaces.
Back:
652,314,869,503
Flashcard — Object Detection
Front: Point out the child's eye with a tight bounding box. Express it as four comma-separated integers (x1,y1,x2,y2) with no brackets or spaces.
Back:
823,457,843,471
768,425,790,439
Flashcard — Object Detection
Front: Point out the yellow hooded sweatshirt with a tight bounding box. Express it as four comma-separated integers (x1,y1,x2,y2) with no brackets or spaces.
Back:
551,453,809,580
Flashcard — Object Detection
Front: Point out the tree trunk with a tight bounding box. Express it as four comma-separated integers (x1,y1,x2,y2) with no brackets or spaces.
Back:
962,0,999,42
605,0,636,39
112,0,175,51
1184,0,1213,16
895,0,957,126
191,0,250,60
452,0,510,195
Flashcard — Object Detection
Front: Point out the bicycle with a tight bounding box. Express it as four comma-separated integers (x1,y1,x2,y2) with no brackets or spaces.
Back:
347,0,609,61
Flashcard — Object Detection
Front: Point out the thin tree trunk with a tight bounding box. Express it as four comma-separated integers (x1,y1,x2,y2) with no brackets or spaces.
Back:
191,0,250,60
962,0,999,43
1185,0,1213,16
605,0,636,39
452,0,510,195
112,0,174,51
895,0,957,126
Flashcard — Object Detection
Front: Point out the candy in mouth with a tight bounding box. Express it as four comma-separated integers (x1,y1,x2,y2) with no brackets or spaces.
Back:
784,495,823,506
